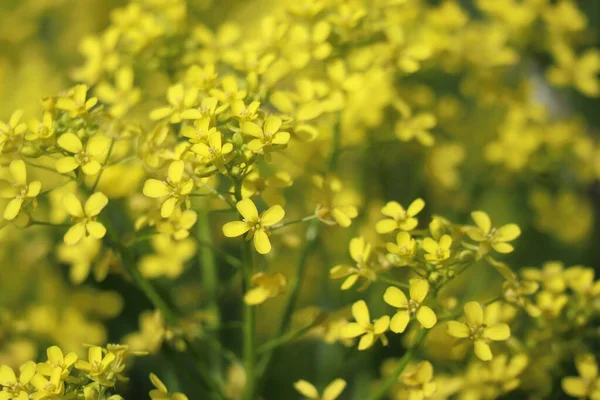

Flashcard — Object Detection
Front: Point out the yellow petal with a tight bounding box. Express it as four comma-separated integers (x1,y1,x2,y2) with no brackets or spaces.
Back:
63,194,84,217
149,373,168,392
0,365,16,386
26,181,41,197
474,340,492,361
373,316,390,334
18,361,36,384
86,135,110,156
464,301,483,326
446,321,470,338
349,236,366,263
242,121,263,138
86,221,107,239
352,300,370,328
168,160,185,184
4,198,23,220
407,198,425,216
471,211,491,234
294,380,319,399
409,278,429,303
421,237,438,254
244,287,270,305
9,160,27,186
272,131,290,145
143,179,170,198
253,229,271,254
496,224,521,241
260,205,285,226
56,157,80,173
264,115,282,134
340,274,359,290
85,192,108,216
383,286,408,308
562,377,588,397
57,133,83,153
236,198,259,222
323,379,346,400
161,197,178,218
82,160,102,175
223,221,250,237
64,223,86,245
492,242,514,254
390,311,410,333
376,219,397,234
416,306,437,329
47,346,64,365
484,324,510,341
381,201,404,218
576,354,599,379
439,234,452,250
358,332,375,350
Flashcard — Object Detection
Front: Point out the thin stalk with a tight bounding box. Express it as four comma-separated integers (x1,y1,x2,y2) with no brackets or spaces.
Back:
91,138,115,192
366,329,429,400
241,239,256,400
257,314,326,355
270,214,317,230
378,275,410,289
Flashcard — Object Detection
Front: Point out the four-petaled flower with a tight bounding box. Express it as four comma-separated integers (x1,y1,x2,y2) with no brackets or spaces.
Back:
386,231,417,267
149,83,200,123
0,361,36,399
465,211,521,254
222,198,285,254
384,278,437,333
330,236,377,290
242,115,290,159
400,361,437,400
143,161,193,218
294,378,346,400
0,160,41,220
340,300,390,350
376,198,425,234
63,192,109,245
191,130,233,173
561,353,600,399
422,234,452,264
56,133,110,175
36,346,78,380
244,272,287,305
149,373,189,400
447,301,511,361
74,346,116,386
56,84,98,117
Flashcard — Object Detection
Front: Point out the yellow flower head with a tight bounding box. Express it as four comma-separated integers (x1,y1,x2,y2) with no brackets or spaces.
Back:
0,160,41,221
191,130,234,172
143,160,194,218
149,373,189,400
222,198,285,254
400,361,437,400
421,234,452,264
36,346,78,380
242,115,290,160
395,113,436,147
294,378,346,400
149,83,200,123
56,133,110,176
244,272,287,305
56,84,98,117
75,346,116,386
63,192,109,245
330,236,377,291
386,232,417,267
0,110,27,153
0,361,36,398
340,300,390,350
384,278,437,333
446,301,511,361
562,354,600,399
313,175,358,228
376,199,425,234
465,211,521,255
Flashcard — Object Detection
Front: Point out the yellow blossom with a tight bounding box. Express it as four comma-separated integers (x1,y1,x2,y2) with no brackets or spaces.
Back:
139,235,196,278
62,192,109,245
191,130,233,173
464,211,521,255
244,272,287,305
56,84,98,117
330,237,377,291
421,234,452,264
376,199,425,234
74,346,115,386
294,378,346,400
149,83,200,123
36,346,77,380
56,133,110,176
0,362,36,399
395,113,436,147
399,361,437,400
0,110,27,154
142,160,193,218
386,232,417,267
447,301,511,361
562,354,600,399
242,115,290,160
149,373,188,400
222,198,285,254
384,279,437,333
0,160,41,220
341,300,389,351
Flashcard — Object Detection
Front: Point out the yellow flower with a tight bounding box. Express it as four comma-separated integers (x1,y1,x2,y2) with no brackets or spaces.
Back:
521,261,566,294
465,211,521,254
139,235,196,278
0,361,36,399
330,237,377,291
209,76,247,107
222,198,285,254
62,192,109,245
286,21,332,69
181,117,215,144
340,300,390,350
376,199,425,234
74,346,116,386
149,83,200,123
547,44,600,97
395,113,436,147
384,278,437,333
56,133,110,175
143,160,194,218
386,232,417,267
562,354,600,399
156,208,198,240
421,234,452,264
231,100,260,122
36,346,77,380
0,110,27,154
0,160,41,220
56,84,98,117
294,378,346,400
313,175,358,228
244,272,287,305
446,301,511,361
30,366,65,399
95,66,141,118
149,373,189,400
25,112,54,141
191,130,234,173
400,361,437,400
242,115,290,160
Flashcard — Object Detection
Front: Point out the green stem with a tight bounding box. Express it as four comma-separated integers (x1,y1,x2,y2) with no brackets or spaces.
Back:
30,221,70,228
366,329,429,400
196,199,222,380
270,214,317,230
241,239,256,400
378,275,410,289
257,313,326,355
91,138,115,192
